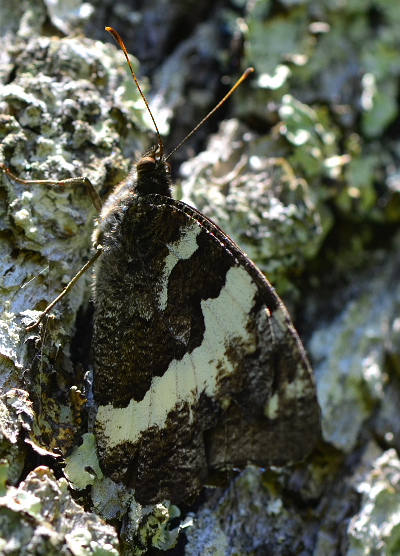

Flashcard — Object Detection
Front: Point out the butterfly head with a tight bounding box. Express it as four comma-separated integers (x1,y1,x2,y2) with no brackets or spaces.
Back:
134,145,172,198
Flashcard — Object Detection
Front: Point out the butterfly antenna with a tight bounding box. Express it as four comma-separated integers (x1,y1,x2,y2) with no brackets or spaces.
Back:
105,26,164,157
166,66,254,161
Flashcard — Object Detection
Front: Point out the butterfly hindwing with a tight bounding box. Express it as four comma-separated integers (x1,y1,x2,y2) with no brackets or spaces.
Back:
93,192,319,505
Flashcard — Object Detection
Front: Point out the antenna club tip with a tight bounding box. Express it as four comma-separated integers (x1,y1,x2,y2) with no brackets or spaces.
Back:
245,67,255,76
105,26,118,40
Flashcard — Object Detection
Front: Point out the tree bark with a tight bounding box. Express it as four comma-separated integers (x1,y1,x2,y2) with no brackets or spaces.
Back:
1,0,400,554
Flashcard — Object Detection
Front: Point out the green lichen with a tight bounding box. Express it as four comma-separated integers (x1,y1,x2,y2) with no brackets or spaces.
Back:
347,449,400,556
64,433,103,490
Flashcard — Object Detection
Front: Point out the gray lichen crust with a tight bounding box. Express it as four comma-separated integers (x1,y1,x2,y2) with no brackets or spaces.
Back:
0,465,119,554
180,118,323,290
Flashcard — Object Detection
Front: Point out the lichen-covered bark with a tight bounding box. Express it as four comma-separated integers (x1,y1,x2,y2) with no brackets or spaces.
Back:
1,0,400,554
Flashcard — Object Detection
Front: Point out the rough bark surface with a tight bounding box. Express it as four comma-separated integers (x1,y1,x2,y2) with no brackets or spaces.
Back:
1,0,400,555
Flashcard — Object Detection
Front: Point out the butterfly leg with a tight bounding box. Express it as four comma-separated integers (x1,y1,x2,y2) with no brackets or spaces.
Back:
0,163,103,212
0,163,104,329
25,246,104,331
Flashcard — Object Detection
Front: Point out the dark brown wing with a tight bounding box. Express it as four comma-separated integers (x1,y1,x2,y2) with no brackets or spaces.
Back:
93,194,320,505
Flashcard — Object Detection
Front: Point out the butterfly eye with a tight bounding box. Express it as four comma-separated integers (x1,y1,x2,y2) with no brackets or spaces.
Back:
137,157,156,172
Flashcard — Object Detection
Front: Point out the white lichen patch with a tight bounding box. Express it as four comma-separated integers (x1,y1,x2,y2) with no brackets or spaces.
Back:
0,302,24,390
12,209,38,240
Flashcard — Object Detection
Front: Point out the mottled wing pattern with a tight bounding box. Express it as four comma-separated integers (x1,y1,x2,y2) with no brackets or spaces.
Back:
93,193,320,505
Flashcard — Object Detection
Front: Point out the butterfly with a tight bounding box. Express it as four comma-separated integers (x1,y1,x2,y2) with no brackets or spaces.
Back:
91,28,320,506
2,27,320,506
92,144,320,505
